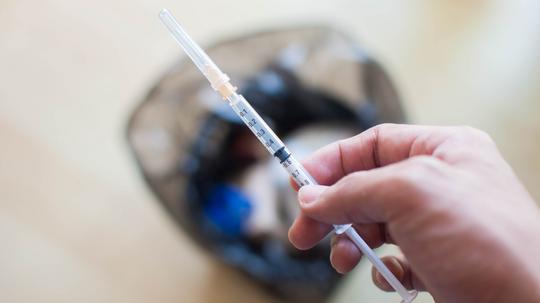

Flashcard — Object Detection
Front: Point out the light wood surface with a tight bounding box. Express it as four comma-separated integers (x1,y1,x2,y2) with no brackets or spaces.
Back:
2,1,540,302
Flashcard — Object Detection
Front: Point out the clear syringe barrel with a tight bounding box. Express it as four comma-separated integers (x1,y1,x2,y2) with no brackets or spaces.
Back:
227,93,285,156
227,93,351,226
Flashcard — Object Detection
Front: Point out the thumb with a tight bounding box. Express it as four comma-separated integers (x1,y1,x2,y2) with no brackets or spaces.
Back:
298,164,412,225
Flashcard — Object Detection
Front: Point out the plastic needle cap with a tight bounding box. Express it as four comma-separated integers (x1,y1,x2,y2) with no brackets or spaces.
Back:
159,9,230,91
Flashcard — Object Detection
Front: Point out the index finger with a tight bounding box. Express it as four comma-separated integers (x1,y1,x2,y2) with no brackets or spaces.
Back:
300,124,451,186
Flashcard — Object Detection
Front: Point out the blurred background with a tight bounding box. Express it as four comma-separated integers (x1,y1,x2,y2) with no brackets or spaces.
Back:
1,1,540,303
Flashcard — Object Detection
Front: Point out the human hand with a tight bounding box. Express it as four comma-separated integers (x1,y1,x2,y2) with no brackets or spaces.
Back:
288,124,540,303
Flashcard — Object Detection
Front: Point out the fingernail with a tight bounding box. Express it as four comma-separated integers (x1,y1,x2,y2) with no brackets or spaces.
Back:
374,257,404,291
386,257,405,280
375,271,390,288
375,271,383,284
298,185,326,206
330,235,338,248
329,248,343,274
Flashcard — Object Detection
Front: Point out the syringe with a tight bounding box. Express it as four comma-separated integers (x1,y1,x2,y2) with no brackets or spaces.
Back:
159,9,417,303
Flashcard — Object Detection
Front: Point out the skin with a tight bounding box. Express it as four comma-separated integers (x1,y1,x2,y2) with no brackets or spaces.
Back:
287,124,540,303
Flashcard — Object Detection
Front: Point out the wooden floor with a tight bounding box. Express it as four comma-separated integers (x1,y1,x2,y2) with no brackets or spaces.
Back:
1,1,540,302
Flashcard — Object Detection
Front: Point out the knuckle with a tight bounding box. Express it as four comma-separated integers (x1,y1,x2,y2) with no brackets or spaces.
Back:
387,157,443,202
335,138,349,152
453,126,495,146
334,171,364,194
324,171,366,205
407,156,442,180
380,171,424,214
373,123,398,134
411,155,441,168
385,169,417,191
